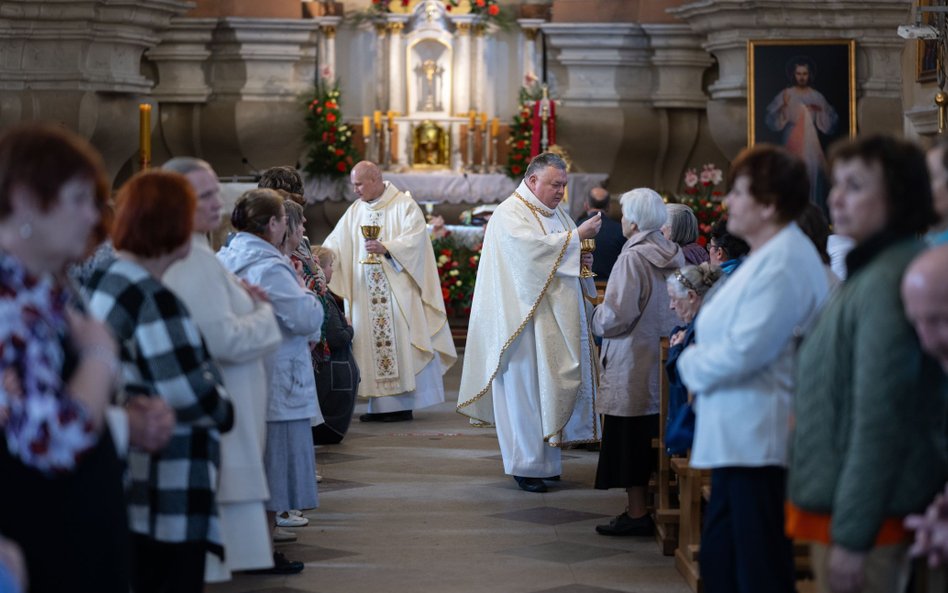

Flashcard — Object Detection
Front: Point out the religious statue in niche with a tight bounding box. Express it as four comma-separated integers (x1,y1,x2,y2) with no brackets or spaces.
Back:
413,120,450,167
419,59,444,111
410,39,450,115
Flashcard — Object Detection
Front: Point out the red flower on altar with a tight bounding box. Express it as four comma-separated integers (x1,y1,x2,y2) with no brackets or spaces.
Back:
512,153,523,161
516,140,525,149
475,0,485,6
487,4,499,15
326,113,336,123
442,287,450,300
335,148,345,156
511,165,522,175
336,161,347,172
441,249,452,257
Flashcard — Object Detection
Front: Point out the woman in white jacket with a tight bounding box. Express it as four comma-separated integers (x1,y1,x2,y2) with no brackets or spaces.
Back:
217,188,324,571
162,158,287,578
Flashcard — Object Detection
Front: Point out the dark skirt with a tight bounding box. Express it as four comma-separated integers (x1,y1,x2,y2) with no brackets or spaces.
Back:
0,430,130,593
594,414,660,489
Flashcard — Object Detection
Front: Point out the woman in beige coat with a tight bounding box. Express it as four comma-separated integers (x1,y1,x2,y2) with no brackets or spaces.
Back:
592,188,684,536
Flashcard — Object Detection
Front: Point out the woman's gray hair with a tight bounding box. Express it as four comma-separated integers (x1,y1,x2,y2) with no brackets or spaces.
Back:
284,199,304,232
664,203,699,245
161,157,212,176
620,188,667,232
667,262,723,298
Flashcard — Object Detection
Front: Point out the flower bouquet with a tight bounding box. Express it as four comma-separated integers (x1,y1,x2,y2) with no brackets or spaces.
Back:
431,232,481,317
668,163,727,246
303,74,360,179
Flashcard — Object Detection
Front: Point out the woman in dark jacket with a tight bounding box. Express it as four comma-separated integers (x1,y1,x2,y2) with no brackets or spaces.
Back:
311,245,360,445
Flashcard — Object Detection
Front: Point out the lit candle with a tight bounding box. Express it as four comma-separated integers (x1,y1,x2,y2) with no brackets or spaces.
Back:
139,103,152,169
373,110,381,128
468,110,476,130
480,112,487,130
363,115,370,137
387,110,394,129
491,117,500,137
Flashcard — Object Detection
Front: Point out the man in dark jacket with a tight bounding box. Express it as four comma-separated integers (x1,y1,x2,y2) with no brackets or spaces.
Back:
576,187,625,279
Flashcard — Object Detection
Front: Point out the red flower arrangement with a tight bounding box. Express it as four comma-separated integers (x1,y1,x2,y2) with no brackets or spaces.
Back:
431,233,480,317
667,163,727,247
505,77,543,178
303,73,360,179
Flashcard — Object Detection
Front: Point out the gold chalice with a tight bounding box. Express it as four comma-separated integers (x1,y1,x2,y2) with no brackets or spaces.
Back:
580,238,596,278
360,225,383,264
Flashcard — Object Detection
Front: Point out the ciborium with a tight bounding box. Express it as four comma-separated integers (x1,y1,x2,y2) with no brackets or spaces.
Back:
580,238,596,278
360,225,382,264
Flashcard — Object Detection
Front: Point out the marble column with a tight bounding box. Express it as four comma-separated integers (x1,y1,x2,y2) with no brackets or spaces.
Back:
388,17,410,115
450,16,475,115
472,24,488,113
518,18,545,84
375,24,389,111
319,17,343,80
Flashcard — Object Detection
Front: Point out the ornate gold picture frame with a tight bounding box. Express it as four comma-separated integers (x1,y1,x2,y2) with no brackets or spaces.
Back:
747,39,856,208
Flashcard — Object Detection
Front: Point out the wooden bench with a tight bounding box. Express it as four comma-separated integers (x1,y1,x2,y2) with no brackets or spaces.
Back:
671,456,710,592
651,336,679,556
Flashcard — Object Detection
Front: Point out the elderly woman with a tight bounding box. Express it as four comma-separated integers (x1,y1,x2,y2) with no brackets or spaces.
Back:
664,203,709,265
592,188,684,536
84,170,234,593
310,245,360,445
217,189,324,548
0,124,130,593
676,145,829,593
663,263,722,454
161,158,289,578
788,135,947,593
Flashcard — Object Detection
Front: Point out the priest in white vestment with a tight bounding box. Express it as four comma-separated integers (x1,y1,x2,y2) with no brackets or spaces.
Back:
458,153,602,493
323,161,456,422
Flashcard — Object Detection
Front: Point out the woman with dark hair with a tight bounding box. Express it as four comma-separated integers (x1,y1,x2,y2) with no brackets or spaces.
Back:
217,189,323,562
706,218,749,275
788,135,947,593
676,144,830,592
0,123,129,593
663,203,709,265
84,170,234,593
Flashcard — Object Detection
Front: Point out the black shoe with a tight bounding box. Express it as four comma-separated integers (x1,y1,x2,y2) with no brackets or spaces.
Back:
246,552,304,575
595,512,654,536
544,475,561,481
359,412,383,423
380,410,413,422
513,476,548,493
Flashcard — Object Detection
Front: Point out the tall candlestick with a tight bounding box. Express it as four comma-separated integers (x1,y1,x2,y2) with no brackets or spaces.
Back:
373,110,381,128
386,110,394,130
139,103,152,170
491,117,500,138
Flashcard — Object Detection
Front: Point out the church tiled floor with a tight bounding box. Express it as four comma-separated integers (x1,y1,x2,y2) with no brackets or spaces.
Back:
208,354,691,593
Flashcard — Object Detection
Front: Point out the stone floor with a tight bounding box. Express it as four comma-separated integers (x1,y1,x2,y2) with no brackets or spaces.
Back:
208,354,691,593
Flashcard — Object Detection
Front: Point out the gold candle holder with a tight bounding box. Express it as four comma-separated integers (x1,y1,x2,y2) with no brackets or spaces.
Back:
580,238,596,278
360,225,382,264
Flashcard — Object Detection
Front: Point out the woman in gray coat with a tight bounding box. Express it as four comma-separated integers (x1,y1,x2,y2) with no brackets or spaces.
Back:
592,188,684,536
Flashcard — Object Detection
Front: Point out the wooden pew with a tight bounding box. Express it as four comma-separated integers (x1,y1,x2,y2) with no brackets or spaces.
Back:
652,336,679,556
671,456,710,592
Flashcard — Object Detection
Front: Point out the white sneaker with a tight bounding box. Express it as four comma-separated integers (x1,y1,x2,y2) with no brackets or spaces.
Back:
272,527,297,543
287,509,303,517
276,512,309,527
316,473,323,483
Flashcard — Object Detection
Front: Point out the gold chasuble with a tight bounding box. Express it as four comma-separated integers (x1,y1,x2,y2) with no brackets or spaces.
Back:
324,182,457,398
458,181,599,446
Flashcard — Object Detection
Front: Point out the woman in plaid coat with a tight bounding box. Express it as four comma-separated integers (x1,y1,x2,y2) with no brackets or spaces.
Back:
85,171,234,593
